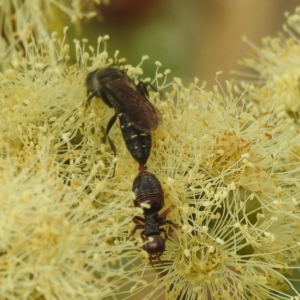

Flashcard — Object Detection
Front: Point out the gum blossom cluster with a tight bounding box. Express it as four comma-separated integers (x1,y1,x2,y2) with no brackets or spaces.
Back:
0,7,300,300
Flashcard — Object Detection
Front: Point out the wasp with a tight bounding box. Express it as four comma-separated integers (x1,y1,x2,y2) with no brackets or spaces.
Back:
131,166,178,266
86,66,162,167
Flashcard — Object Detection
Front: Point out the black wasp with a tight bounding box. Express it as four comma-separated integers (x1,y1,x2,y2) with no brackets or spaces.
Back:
86,66,162,167
131,166,178,266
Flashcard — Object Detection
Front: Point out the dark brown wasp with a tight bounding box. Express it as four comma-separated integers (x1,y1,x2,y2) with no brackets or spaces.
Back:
86,66,162,167
131,166,178,266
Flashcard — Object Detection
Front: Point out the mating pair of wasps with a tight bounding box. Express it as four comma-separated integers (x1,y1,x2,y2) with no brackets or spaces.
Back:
86,66,162,167
87,67,176,266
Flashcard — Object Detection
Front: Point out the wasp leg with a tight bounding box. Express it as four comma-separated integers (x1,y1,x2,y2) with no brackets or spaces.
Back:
105,114,118,176
157,206,180,230
136,81,158,96
86,90,98,106
131,216,146,236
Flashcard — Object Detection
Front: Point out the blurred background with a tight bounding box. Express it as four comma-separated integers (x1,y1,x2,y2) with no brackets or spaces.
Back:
65,0,300,87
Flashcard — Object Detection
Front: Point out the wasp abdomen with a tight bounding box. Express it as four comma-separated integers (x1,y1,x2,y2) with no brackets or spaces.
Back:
118,112,151,165
132,170,164,212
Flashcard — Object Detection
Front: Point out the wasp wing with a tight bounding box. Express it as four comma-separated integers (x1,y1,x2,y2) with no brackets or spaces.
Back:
105,79,162,133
